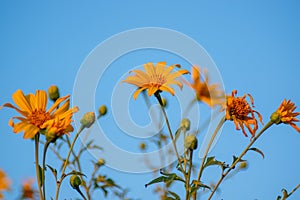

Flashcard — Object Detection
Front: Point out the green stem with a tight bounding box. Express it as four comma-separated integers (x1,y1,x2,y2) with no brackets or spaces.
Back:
185,150,194,200
34,134,44,200
197,116,226,182
155,92,184,173
208,121,274,200
42,141,51,200
55,126,84,200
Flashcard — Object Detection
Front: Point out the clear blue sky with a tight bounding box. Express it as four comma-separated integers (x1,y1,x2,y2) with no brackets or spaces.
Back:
1,1,300,199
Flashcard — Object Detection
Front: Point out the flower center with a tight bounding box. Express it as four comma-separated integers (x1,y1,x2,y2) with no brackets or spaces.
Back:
150,74,166,86
28,110,51,127
229,98,251,119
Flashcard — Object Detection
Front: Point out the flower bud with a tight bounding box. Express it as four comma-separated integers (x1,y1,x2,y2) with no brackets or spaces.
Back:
48,85,60,101
139,143,146,151
80,112,95,128
239,161,248,169
270,111,281,124
97,158,105,166
180,118,190,131
98,105,107,116
70,175,82,189
184,134,198,150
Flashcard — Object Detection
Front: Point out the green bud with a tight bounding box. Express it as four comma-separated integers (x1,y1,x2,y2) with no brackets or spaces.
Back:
239,161,248,169
180,118,191,131
270,111,281,124
97,158,105,166
48,85,60,101
98,105,107,116
70,175,82,189
80,112,95,128
184,134,198,150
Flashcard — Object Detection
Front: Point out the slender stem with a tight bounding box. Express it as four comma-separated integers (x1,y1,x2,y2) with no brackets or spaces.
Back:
55,126,84,200
42,141,50,200
197,116,226,182
185,150,194,200
155,93,184,172
34,134,44,200
288,184,300,198
207,121,274,200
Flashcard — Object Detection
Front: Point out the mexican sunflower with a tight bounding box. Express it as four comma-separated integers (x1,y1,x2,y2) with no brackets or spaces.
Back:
123,62,189,99
2,89,78,139
225,90,263,137
271,99,300,133
0,169,10,199
187,66,225,107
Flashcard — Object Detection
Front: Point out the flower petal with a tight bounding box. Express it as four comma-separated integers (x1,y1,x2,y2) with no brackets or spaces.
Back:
12,90,32,113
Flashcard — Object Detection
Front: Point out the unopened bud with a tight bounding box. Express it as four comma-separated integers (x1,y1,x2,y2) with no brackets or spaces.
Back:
80,112,95,128
139,143,146,151
270,112,281,124
48,85,60,101
70,175,82,189
97,158,105,166
180,118,190,131
98,105,107,116
239,161,248,169
184,135,198,150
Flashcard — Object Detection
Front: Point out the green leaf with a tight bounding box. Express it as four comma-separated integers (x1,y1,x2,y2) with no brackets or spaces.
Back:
168,191,180,200
38,165,43,187
145,171,184,188
232,156,246,166
46,164,57,181
203,156,224,169
249,147,265,159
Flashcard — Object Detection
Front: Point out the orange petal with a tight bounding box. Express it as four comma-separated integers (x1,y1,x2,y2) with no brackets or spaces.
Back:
36,90,47,111
12,90,32,113
133,87,146,100
48,94,70,113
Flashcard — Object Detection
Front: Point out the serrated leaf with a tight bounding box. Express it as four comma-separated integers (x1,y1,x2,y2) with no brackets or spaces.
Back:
46,164,57,181
145,173,184,188
168,191,180,200
249,147,265,159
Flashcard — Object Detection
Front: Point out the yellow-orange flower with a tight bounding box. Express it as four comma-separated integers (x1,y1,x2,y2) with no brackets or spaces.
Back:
0,169,10,199
21,178,36,199
123,62,189,99
2,89,78,139
225,90,263,137
187,66,225,107
271,99,300,133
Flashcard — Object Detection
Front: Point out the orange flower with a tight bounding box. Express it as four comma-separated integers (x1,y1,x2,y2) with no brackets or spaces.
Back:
187,66,225,107
123,62,189,99
225,90,263,137
2,89,78,139
0,169,10,199
21,178,36,199
271,99,300,133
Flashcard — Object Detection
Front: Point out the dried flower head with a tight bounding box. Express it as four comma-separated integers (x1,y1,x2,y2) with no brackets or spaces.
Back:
123,62,189,99
225,90,263,137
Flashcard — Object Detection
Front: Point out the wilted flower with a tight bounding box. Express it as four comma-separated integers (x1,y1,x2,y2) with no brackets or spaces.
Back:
270,99,300,133
187,66,225,107
225,90,263,137
2,89,77,139
123,62,189,99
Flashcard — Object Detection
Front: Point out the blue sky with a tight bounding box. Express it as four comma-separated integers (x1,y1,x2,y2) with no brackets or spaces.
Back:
1,1,300,199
